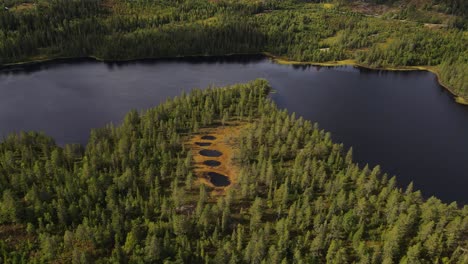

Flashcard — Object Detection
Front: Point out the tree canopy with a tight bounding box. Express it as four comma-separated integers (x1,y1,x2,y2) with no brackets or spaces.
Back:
0,0,467,99
0,79,466,263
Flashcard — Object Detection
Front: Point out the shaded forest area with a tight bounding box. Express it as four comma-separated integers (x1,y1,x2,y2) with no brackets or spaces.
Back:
0,80,467,263
0,0,467,99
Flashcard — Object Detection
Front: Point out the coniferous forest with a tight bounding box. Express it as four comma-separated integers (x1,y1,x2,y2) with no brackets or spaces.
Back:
0,80,466,263
0,0,467,100
1,1,468,263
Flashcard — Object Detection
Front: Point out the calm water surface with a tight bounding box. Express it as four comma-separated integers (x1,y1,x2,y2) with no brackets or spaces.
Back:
1,56,467,203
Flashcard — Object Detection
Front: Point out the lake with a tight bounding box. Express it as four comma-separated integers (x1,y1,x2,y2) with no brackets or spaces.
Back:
1,56,467,204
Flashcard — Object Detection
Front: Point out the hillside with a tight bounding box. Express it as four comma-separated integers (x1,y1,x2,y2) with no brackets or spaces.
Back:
0,80,466,263
346,0,467,19
0,0,467,102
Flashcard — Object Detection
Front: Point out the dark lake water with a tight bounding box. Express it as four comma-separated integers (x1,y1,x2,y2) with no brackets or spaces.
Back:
1,56,467,204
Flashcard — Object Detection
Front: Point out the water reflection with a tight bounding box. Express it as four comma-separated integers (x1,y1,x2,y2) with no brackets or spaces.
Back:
0,56,466,203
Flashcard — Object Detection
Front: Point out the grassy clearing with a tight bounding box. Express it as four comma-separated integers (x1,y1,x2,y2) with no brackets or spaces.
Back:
319,31,343,47
455,97,468,105
266,52,357,67
10,3,36,13
376,37,396,49
187,121,249,195
0,224,34,247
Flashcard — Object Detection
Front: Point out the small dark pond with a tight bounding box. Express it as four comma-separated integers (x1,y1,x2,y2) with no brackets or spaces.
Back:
203,160,221,167
206,172,230,187
195,142,212,146
201,135,216,140
199,149,223,157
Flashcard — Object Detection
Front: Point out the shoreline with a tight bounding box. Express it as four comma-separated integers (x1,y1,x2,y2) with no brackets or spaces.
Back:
2,53,466,106
263,52,468,106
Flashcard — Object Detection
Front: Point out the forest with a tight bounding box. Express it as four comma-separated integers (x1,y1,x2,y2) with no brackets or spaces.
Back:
0,0,467,100
0,80,466,263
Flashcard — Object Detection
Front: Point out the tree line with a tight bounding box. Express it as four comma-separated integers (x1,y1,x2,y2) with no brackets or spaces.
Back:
0,0,467,98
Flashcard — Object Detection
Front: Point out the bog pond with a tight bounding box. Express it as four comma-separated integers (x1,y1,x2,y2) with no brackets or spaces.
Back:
205,172,231,187
1,56,467,203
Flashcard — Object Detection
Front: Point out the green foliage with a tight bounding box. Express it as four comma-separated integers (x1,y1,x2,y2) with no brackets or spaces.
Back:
439,56,468,98
0,79,466,263
0,0,467,99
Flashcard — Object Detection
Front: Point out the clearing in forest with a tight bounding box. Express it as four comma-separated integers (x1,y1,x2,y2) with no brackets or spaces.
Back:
187,122,247,194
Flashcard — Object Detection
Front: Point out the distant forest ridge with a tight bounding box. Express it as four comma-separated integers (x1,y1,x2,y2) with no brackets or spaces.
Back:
346,0,466,16
0,0,467,100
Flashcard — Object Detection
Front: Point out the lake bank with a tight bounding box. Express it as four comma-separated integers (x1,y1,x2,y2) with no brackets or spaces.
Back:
2,53,466,105
264,52,467,106
1,56,467,203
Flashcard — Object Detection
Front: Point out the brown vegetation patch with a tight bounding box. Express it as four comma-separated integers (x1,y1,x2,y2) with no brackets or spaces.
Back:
187,122,248,194
348,2,396,16
424,23,447,29
11,3,35,12
0,224,34,247
101,0,116,9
